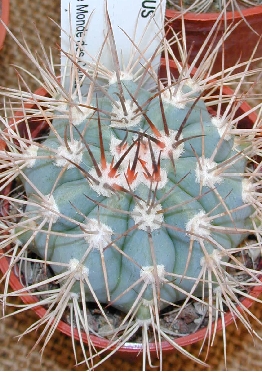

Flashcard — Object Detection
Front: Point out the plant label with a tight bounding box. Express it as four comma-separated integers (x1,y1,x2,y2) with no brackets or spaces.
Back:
61,0,166,92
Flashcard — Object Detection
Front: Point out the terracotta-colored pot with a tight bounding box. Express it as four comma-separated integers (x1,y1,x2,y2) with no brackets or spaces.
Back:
0,60,261,362
0,0,9,50
165,6,262,74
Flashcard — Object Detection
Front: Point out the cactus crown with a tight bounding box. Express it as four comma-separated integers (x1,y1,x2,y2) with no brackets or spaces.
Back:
0,15,262,370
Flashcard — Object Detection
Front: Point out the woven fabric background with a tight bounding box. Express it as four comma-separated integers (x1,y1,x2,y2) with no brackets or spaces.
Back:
0,1,262,370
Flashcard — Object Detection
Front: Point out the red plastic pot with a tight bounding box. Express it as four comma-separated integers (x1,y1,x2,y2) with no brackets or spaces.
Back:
0,0,9,50
165,6,262,74
0,60,261,361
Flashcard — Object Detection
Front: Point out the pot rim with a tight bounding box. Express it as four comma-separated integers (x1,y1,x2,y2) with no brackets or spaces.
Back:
165,4,262,21
0,61,261,354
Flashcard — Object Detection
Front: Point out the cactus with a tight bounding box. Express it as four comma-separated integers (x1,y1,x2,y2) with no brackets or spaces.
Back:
0,15,262,370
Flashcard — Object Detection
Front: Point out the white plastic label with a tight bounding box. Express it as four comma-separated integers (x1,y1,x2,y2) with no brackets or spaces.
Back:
61,0,166,90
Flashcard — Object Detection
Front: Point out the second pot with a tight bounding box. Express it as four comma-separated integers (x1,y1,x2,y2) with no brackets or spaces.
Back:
165,5,262,74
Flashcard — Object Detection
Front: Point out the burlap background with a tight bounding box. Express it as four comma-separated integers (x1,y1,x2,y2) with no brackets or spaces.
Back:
0,1,262,370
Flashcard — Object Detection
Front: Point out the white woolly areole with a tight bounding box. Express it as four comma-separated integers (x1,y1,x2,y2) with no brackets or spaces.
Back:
55,139,83,168
183,78,201,93
195,157,223,188
211,117,232,141
24,144,39,168
143,169,168,190
55,102,68,113
110,100,142,128
162,86,186,109
213,285,222,295
41,194,60,222
131,200,163,231
69,258,89,280
159,130,184,159
186,210,212,241
242,178,255,203
70,105,92,126
70,292,80,300
200,249,222,268
84,218,113,251
140,264,165,284
109,71,134,85
89,163,123,197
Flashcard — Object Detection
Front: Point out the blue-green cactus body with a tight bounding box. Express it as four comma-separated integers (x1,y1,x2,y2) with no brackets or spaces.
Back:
16,77,254,322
